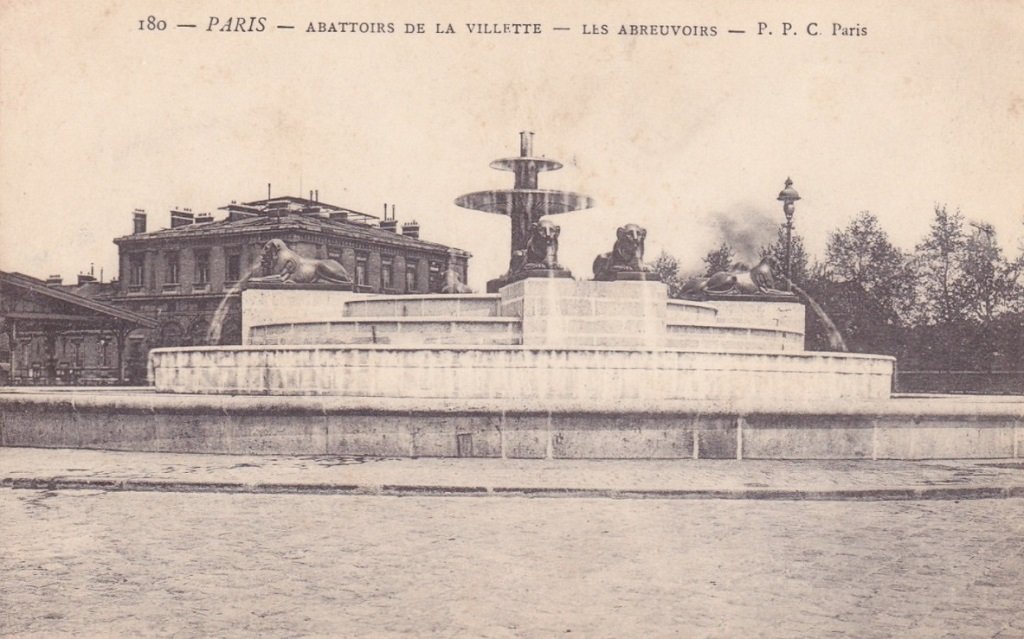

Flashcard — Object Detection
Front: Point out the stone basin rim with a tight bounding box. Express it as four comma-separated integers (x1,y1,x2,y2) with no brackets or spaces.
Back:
3,389,1023,418
249,318,805,336
149,344,896,362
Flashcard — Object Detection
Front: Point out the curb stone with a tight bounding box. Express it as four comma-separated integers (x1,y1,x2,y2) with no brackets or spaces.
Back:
3,477,1024,501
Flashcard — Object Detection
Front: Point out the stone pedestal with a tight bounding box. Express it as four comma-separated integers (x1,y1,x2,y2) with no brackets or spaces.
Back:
498,278,668,348
607,271,661,282
706,299,806,334
240,287,361,345
486,268,573,293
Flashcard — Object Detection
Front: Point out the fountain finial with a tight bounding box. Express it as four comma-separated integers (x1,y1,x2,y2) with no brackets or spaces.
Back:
519,131,534,157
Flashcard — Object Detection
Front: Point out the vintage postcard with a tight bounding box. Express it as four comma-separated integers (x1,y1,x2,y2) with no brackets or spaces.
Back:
1,1,1022,637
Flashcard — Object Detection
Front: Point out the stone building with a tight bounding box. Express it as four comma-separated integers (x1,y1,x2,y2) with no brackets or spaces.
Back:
3,195,470,384
0,270,155,385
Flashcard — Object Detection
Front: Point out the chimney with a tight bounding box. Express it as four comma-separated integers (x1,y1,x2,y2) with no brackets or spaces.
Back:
194,212,214,224
379,218,398,233
170,209,195,228
46,274,63,286
401,220,420,239
132,209,147,234
77,273,97,285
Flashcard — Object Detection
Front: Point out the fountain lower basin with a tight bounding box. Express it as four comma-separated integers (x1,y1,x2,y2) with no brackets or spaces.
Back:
150,278,894,404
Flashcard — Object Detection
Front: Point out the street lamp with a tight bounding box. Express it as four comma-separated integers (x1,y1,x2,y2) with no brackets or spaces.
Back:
776,177,801,291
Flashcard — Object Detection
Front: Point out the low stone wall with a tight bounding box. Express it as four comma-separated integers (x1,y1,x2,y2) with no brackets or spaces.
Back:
240,288,365,345
251,318,522,346
149,345,894,401
343,295,501,318
665,299,719,322
666,324,804,353
707,300,806,334
2,393,1021,460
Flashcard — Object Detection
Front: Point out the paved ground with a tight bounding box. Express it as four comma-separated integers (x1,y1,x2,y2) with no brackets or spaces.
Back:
3,448,1024,499
2,489,1023,638
3,449,1024,637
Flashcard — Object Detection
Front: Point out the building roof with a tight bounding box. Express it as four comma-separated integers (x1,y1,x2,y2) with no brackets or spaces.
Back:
0,271,157,328
115,197,470,257
240,196,379,222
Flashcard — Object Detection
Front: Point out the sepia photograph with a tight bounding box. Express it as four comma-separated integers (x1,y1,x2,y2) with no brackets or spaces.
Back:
1,1,1023,637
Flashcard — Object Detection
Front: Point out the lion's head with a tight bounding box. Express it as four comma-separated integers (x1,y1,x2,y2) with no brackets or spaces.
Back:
615,224,646,261
529,219,560,245
261,239,287,274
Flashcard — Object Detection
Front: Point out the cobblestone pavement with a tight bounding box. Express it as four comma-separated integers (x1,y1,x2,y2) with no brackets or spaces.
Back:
2,489,1023,638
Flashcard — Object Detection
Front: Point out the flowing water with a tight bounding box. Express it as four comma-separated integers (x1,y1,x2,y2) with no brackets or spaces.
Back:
205,261,263,345
779,276,848,352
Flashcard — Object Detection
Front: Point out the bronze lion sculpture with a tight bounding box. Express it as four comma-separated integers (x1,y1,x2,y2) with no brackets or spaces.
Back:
252,239,352,285
593,223,647,280
440,250,473,294
523,219,562,270
680,256,786,296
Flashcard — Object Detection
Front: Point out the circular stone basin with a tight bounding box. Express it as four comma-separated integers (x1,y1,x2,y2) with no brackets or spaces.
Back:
150,345,894,401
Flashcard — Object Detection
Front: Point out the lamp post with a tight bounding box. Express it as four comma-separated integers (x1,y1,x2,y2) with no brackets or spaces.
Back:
776,177,801,291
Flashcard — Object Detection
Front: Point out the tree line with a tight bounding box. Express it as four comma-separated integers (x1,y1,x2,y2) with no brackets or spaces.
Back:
650,206,1024,385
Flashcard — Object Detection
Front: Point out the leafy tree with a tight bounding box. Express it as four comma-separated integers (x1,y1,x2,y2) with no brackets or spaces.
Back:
702,243,735,276
823,211,916,325
956,224,1023,370
647,250,684,297
760,224,810,287
959,224,1021,323
913,205,968,325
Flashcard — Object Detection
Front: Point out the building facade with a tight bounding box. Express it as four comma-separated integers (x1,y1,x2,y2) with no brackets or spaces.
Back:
0,271,155,385
3,195,470,384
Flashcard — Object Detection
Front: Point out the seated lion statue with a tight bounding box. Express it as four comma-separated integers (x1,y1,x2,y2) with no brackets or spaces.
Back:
679,256,787,296
592,223,647,280
251,239,352,285
521,219,562,270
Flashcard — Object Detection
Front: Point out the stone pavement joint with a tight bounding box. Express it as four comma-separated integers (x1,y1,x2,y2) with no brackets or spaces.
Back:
3,475,1024,501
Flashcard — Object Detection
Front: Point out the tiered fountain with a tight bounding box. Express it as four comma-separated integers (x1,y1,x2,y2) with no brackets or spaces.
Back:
150,133,893,407
454,131,594,291
9,134,1021,461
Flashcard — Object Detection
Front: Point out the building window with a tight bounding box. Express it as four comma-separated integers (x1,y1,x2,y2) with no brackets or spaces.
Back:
165,251,179,285
226,252,241,283
129,254,145,289
195,250,210,285
406,259,419,292
355,251,368,288
429,260,443,292
381,256,394,290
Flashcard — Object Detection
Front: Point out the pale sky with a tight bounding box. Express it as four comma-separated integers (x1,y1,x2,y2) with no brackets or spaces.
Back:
2,0,1022,289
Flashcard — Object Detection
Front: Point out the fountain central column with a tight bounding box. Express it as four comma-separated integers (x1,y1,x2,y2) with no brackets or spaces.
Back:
455,132,595,292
